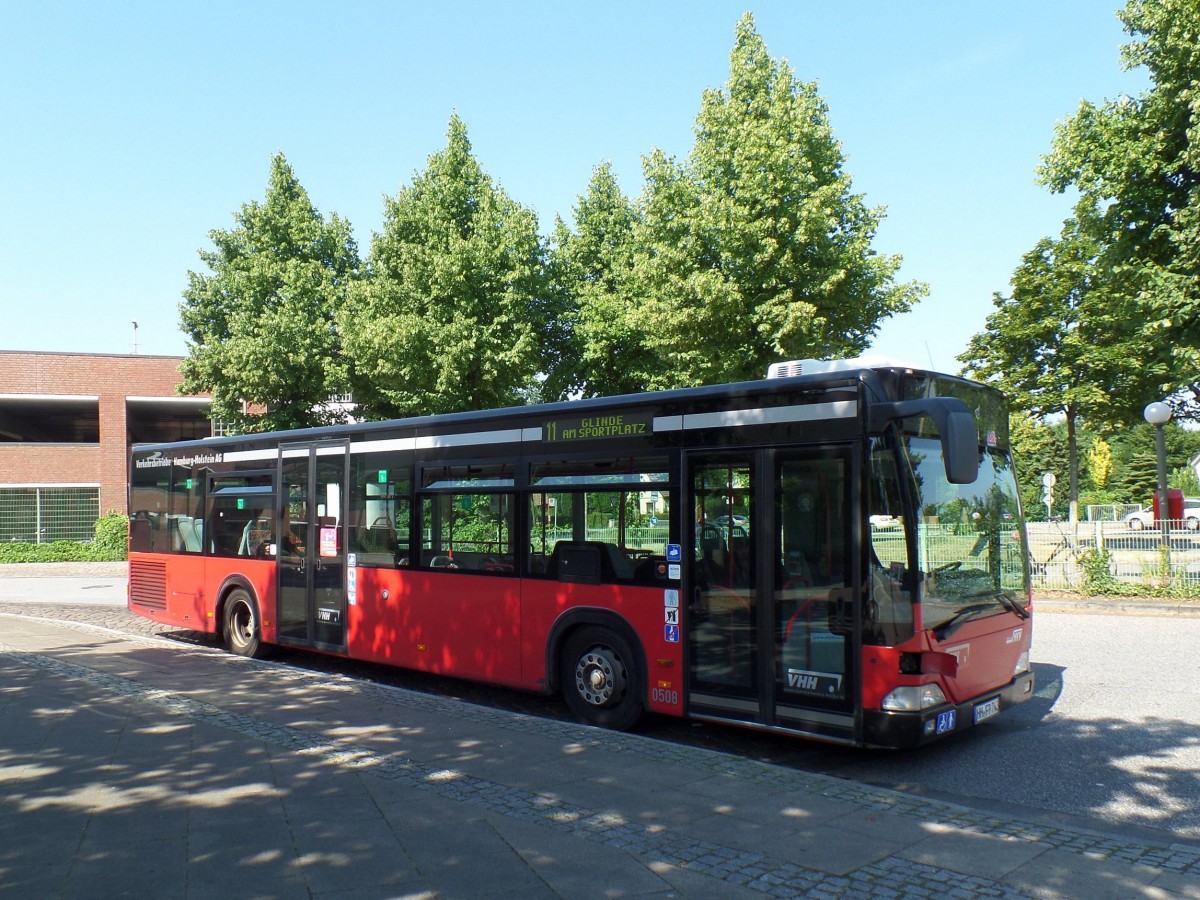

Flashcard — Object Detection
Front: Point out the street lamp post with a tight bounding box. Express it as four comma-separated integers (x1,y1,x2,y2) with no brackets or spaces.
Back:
1144,401,1173,550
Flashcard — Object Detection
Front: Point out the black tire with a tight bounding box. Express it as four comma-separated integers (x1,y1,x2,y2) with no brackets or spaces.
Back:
559,626,643,731
223,588,268,658
1129,517,1144,531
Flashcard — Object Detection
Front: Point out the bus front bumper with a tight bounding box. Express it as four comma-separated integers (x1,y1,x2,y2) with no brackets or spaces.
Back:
862,671,1036,748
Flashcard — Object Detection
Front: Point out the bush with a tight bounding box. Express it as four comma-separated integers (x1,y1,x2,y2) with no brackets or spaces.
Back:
0,540,89,564
92,511,129,561
0,511,128,564
1077,548,1118,595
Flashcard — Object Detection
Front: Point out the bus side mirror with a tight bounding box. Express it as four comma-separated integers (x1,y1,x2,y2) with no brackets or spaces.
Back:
868,397,979,485
940,407,979,485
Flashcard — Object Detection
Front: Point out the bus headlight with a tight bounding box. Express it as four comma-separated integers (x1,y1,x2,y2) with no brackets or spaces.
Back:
881,684,947,711
1014,651,1030,675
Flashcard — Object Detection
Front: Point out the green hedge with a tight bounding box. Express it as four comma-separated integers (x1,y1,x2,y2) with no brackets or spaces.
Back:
0,511,128,564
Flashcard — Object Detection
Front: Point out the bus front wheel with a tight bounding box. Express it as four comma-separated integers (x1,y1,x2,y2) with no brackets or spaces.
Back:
223,588,267,659
560,626,643,731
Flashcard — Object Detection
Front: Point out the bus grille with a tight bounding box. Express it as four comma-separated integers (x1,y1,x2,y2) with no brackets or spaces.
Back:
130,559,167,610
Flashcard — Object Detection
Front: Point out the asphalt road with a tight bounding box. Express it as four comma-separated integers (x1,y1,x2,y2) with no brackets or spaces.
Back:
2,579,1197,848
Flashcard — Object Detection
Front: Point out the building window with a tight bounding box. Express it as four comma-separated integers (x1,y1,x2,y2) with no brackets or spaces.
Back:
0,486,100,543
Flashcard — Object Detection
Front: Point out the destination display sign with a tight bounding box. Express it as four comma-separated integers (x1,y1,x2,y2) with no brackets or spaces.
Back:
544,412,653,443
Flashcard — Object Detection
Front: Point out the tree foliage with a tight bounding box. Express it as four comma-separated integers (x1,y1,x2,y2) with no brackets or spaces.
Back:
339,115,549,418
960,214,1139,519
1040,0,1200,420
179,153,359,432
627,13,923,390
546,163,649,398
1010,412,1200,519
183,16,921,417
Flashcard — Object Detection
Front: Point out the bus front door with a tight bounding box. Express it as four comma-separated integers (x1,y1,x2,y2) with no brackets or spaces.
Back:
277,441,349,653
686,450,857,743
687,455,760,721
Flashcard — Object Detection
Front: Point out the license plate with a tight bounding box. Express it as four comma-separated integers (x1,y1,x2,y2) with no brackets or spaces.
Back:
973,697,1001,724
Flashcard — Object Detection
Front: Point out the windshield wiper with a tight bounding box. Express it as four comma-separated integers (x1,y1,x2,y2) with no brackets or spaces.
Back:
996,591,1030,620
929,602,996,640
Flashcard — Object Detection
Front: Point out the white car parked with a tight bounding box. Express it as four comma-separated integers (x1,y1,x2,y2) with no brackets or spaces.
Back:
1125,498,1200,530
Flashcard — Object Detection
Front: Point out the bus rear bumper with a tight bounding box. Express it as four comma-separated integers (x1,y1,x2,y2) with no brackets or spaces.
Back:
862,671,1036,748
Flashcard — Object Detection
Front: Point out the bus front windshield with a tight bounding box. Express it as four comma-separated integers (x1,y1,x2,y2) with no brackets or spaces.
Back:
868,432,1029,644
905,435,1028,635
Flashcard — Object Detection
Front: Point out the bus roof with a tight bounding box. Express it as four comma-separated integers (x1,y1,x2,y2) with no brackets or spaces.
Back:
132,358,970,454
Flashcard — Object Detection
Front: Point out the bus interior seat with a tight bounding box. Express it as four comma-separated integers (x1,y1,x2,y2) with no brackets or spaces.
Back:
602,543,636,581
175,516,203,553
547,540,636,584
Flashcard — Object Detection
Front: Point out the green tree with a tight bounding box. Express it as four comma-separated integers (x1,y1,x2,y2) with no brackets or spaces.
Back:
960,214,1133,522
1010,414,1070,520
1169,465,1200,496
1105,421,1200,502
179,153,360,432
1040,0,1200,421
547,163,651,398
340,115,549,418
630,13,923,389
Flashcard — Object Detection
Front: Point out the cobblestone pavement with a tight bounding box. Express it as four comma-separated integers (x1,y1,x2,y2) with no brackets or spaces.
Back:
3,600,1200,897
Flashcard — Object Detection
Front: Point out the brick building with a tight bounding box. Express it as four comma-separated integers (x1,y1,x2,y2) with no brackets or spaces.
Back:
0,351,210,542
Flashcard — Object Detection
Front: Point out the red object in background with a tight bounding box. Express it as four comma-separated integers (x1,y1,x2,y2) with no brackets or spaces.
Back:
1153,488,1184,523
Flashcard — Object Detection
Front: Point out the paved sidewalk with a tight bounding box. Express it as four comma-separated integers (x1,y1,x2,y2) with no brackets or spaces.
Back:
1,613,1199,899
0,563,128,606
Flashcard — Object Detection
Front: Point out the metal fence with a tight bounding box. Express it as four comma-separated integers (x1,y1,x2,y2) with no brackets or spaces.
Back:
0,487,100,543
1029,519,1200,593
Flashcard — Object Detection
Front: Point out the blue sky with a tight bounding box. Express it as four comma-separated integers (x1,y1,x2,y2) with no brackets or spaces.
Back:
0,1,1145,376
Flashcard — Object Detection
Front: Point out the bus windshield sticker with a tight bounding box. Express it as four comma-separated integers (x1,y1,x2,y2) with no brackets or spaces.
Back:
545,413,651,443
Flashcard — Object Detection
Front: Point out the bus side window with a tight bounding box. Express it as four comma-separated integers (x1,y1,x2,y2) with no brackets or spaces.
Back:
421,492,515,573
129,515,152,553
526,486,671,584
349,454,413,569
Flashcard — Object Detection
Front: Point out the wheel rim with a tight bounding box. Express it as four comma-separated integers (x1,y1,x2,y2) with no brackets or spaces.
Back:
574,645,626,707
230,600,254,648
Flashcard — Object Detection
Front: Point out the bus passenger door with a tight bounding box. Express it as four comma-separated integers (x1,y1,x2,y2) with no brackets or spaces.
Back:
685,450,857,741
773,450,856,738
686,455,760,721
277,441,349,652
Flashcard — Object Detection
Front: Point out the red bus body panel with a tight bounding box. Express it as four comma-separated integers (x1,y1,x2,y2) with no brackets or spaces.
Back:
128,552,277,643
861,609,1031,711
131,553,684,716
347,568,525,688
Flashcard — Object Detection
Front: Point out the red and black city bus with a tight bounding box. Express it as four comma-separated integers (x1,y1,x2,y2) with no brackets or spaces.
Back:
127,358,1034,748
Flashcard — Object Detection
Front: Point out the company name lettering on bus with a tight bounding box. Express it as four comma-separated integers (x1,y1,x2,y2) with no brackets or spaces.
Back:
134,451,225,469
785,668,844,697
545,414,651,442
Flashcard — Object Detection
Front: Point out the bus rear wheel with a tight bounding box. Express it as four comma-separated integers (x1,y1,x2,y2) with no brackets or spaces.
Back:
560,626,643,731
223,588,267,658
